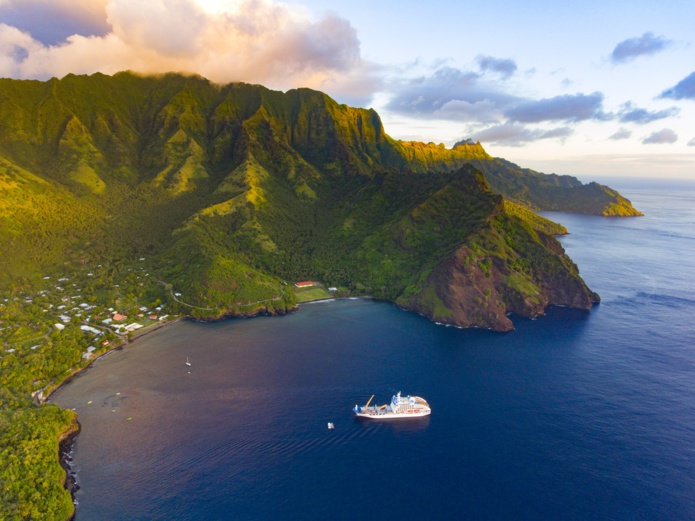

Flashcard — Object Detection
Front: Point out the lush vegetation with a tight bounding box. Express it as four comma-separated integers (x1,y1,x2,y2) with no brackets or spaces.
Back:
467,158,643,216
0,72,635,519
1,395,77,521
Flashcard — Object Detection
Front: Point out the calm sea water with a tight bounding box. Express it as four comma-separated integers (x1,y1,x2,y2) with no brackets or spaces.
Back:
53,179,695,521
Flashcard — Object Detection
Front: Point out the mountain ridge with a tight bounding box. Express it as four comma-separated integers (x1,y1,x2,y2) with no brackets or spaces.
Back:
0,71,633,331
0,71,648,521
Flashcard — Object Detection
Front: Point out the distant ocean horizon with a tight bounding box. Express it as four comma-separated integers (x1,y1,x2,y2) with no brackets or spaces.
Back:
53,177,695,520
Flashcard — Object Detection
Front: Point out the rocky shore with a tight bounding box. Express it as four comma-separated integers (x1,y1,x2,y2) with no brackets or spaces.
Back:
57,418,81,520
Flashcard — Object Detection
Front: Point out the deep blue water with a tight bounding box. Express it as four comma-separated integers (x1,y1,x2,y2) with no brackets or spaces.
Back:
53,179,695,520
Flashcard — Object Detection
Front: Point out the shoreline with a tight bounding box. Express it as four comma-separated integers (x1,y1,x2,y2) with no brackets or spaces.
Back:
50,301,302,519
58,419,81,521
49,316,185,519
43,316,185,404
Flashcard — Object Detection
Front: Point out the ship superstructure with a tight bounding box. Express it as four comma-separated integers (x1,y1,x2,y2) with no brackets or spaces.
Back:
353,392,431,419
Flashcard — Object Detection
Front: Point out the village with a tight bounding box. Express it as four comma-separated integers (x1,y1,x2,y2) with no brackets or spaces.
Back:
0,258,182,394
0,260,347,396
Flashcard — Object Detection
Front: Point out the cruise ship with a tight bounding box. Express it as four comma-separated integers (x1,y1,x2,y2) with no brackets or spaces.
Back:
353,392,431,419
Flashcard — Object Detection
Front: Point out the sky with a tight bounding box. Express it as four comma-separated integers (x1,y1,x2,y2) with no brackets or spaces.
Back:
0,0,694,179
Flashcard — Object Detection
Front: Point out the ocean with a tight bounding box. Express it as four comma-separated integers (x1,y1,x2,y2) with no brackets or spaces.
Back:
52,179,695,520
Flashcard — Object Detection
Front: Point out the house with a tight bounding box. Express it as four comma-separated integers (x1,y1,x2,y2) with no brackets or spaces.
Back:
295,281,315,288
54,324,65,331
113,313,127,322
125,323,143,332
80,325,102,335
149,314,158,320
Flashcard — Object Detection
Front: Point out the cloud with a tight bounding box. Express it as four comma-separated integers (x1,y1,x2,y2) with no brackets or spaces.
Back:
476,55,517,79
611,32,671,64
504,92,604,123
434,99,500,121
617,102,679,124
688,138,695,147
609,128,631,140
660,71,695,101
0,0,377,102
469,122,572,147
385,65,608,132
642,128,678,144
385,66,518,122
0,0,109,45
108,0,206,56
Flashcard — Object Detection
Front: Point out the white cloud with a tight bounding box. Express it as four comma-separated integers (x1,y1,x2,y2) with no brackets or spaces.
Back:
0,0,375,99
642,128,678,144
107,0,206,56
609,128,631,140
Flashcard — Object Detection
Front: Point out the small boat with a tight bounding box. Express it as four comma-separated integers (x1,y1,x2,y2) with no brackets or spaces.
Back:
353,392,431,419
185,357,191,367
327,422,335,430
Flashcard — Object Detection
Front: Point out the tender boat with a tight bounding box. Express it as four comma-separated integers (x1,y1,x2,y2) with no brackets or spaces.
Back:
353,392,431,419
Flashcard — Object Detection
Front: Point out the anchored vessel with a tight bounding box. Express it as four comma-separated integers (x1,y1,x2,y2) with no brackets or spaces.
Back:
353,392,431,419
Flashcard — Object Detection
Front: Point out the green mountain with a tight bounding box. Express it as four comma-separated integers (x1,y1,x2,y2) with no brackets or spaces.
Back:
0,71,638,331
1,71,645,519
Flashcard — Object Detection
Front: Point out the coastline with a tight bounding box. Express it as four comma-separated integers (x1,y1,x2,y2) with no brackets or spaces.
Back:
43,316,185,404
50,301,299,519
51,293,588,519
48,316,184,520
58,418,81,521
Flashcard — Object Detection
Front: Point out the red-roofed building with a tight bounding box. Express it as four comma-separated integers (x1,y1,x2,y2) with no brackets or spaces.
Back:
295,281,315,288
113,313,127,322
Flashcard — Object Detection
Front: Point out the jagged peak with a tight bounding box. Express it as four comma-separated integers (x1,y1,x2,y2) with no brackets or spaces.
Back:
453,138,478,147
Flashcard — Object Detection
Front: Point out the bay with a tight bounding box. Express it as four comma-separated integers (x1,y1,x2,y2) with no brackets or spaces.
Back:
52,179,695,520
